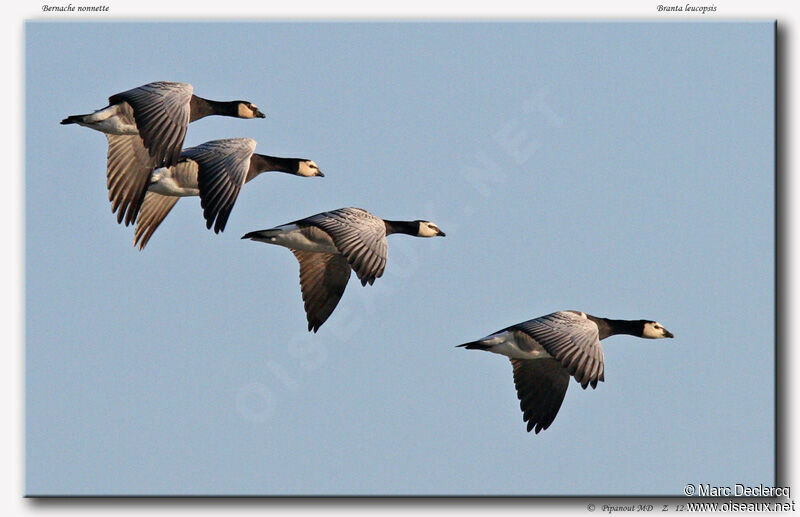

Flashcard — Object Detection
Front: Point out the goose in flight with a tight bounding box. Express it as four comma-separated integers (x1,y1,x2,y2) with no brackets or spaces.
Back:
242,207,445,332
61,81,265,225
134,138,322,249
458,310,673,433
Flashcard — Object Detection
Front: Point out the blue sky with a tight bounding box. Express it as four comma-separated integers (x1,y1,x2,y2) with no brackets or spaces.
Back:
26,21,774,495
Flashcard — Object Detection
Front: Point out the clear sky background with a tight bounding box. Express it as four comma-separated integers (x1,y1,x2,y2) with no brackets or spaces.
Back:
25,21,774,496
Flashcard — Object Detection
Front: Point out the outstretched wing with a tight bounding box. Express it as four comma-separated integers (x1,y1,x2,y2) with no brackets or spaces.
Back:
511,311,605,389
192,138,257,233
133,192,180,250
105,129,156,226
291,250,352,332
304,207,388,286
108,81,193,168
510,358,571,433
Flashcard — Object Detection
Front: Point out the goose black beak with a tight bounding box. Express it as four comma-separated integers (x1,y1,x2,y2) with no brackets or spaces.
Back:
437,229,446,237
316,170,325,178
664,330,674,338
254,108,266,118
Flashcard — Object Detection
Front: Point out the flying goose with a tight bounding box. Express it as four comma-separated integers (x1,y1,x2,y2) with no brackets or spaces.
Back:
458,310,673,433
242,207,446,332
134,138,322,249
61,81,265,225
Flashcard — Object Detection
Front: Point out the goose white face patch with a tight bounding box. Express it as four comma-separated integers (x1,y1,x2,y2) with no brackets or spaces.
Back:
643,321,669,339
297,161,320,177
237,103,256,118
417,221,442,238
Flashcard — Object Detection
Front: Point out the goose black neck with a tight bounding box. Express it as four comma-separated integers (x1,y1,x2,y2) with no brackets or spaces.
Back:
590,317,645,340
190,96,239,121
383,220,420,236
247,154,299,183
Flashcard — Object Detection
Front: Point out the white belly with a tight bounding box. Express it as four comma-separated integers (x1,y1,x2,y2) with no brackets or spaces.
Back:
85,117,138,135
78,105,138,135
270,224,339,254
484,331,553,360
148,168,199,197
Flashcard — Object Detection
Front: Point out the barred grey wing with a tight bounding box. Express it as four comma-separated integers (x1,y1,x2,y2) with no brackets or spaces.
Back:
192,138,257,233
105,129,156,226
134,192,180,250
512,311,605,389
510,358,571,433
108,81,192,168
292,250,352,332
306,208,388,286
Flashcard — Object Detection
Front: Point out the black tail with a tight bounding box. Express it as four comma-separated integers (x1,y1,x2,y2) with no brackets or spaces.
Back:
241,229,279,241
457,341,491,350
241,230,263,240
60,114,85,125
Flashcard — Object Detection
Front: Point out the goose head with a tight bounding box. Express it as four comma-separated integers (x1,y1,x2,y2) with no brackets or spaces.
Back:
297,160,324,177
235,101,266,119
641,321,674,339
416,221,446,238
